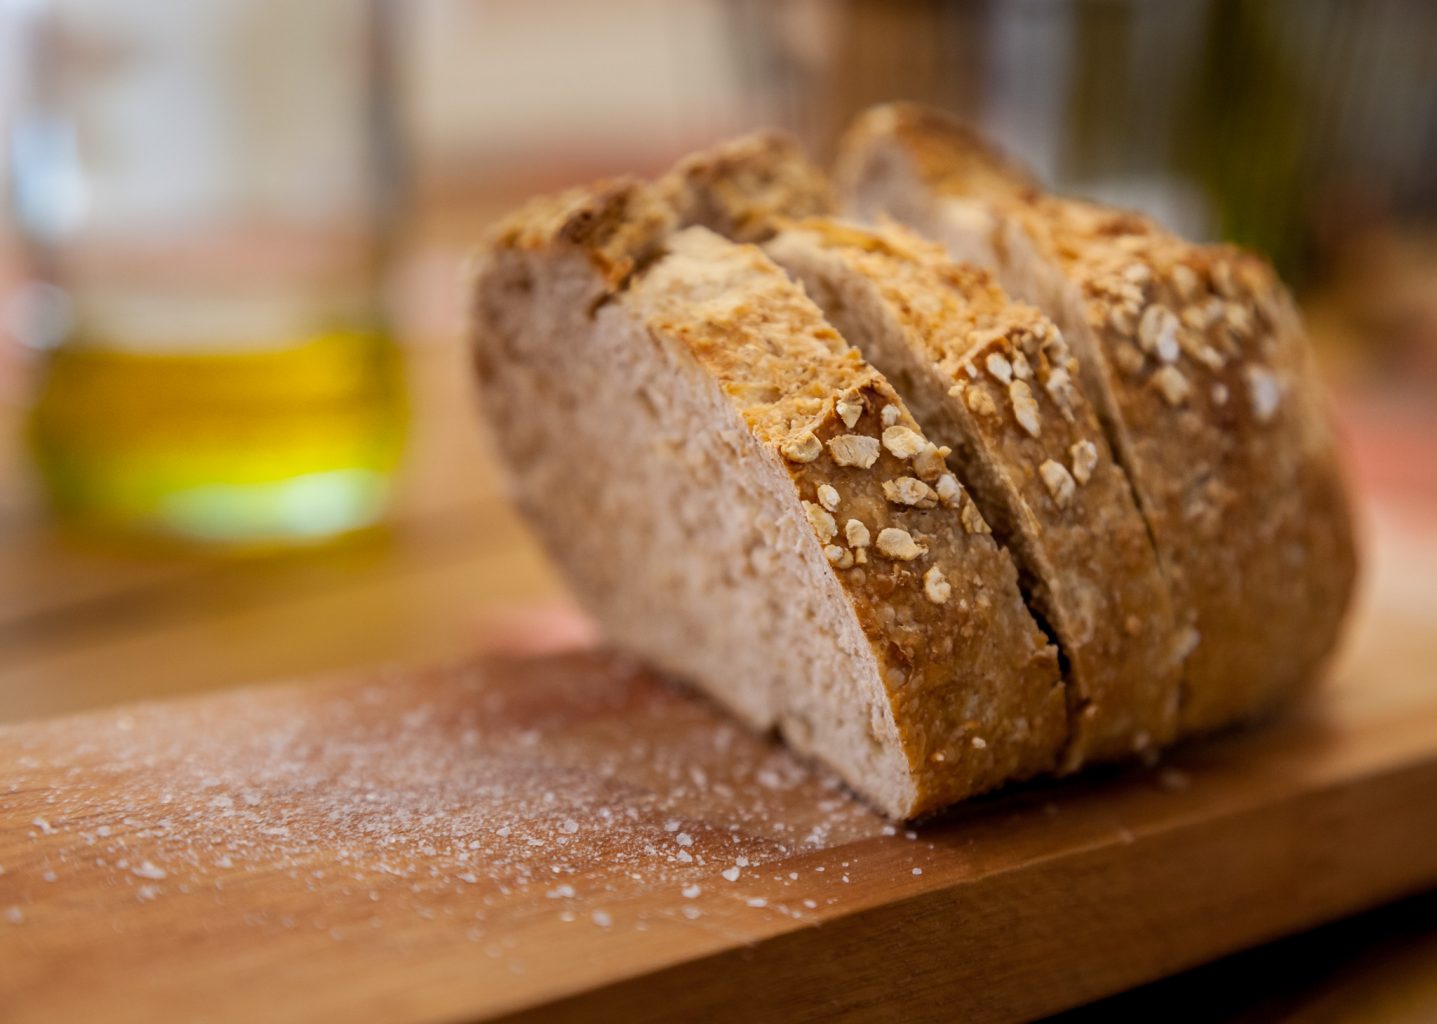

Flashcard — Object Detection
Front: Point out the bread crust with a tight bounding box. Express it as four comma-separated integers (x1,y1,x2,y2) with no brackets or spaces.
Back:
766,219,1183,766
838,103,1359,732
660,132,835,243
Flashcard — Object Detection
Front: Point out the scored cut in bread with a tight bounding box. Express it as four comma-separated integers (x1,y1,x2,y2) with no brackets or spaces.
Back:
837,103,1358,733
470,179,1064,818
764,219,1184,767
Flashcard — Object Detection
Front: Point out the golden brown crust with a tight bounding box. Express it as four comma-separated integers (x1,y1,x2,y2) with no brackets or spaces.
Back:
767,219,1183,765
838,103,1359,733
659,133,835,243
631,228,1065,810
483,176,676,289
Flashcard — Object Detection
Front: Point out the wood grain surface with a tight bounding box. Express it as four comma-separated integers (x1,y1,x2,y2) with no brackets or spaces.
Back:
2,510,1437,1024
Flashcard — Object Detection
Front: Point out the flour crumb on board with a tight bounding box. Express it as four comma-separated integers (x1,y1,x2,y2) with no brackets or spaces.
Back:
3,652,883,955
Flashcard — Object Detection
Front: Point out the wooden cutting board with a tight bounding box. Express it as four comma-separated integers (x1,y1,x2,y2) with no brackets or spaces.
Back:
3,522,1437,1024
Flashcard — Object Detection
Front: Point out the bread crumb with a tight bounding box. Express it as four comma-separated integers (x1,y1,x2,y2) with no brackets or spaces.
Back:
912,867,923,876
721,867,740,882
971,736,987,749
591,910,612,928
781,431,822,463
882,477,938,509
881,426,926,460
827,434,880,468
876,527,926,561
1009,381,1041,437
1039,460,1076,509
922,566,952,605
1069,440,1099,485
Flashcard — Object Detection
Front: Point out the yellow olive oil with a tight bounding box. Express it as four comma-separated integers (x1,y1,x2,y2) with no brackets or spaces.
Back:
29,326,406,545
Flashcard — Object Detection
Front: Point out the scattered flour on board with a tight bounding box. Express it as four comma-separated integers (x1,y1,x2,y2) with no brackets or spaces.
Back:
0,652,916,969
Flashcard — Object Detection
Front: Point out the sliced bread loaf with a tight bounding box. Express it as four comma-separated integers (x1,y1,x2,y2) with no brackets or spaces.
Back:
837,103,1358,732
471,179,1064,817
764,219,1183,767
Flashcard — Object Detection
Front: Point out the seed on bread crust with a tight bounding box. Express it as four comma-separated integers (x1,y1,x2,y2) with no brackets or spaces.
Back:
1151,365,1191,406
935,473,963,507
963,385,998,417
985,352,1013,383
923,566,952,604
1245,364,1282,422
803,501,838,543
911,443,949,480
882,425,927,460
781,430,823,463
882,476,939,509
876,526,926,561
816,483,840,512
1039,459,1077,509
828,433,881,468
959,500,991,535
1009,380,1041,437
1069,439,1099,485
880,404,901,427
844,518,871,548
835,395,864,429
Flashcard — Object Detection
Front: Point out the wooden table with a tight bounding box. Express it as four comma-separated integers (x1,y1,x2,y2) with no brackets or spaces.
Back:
3,303,1437,1020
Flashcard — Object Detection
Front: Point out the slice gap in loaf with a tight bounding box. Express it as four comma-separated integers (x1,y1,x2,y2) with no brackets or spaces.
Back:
764,218,1183,767
837,103,1358,735
472,185,1063,818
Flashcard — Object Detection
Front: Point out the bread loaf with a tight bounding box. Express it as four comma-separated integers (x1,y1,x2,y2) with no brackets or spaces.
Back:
470,116,1358,818
471,179,1063,818
837,104,1358,733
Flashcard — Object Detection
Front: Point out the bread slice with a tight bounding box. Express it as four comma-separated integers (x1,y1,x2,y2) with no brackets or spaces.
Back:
765,219,1184,767
470,180,1064,818
837,103,1358,732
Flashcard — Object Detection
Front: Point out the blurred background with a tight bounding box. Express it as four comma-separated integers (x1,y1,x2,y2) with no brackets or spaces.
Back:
2,3,1437,1017
1,0,1435,712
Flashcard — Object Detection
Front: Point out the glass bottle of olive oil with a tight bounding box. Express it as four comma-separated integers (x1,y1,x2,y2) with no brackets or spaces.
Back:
9,0,406,545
